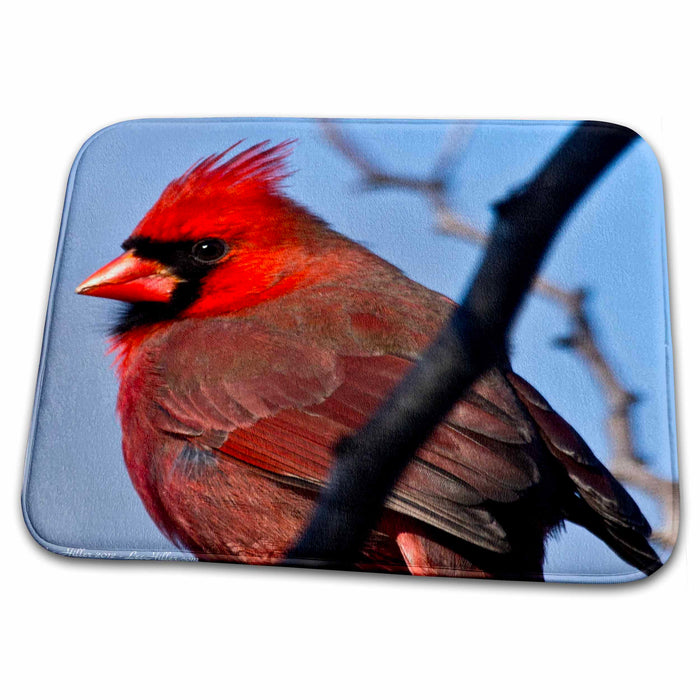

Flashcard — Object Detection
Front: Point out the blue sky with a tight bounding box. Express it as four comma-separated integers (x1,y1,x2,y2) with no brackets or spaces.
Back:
23,119,676,580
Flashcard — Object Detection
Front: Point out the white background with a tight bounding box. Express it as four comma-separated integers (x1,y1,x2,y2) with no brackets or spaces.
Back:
2,2,695,698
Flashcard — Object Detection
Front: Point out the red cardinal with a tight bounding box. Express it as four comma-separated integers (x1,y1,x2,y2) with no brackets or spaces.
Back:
77,142,660,579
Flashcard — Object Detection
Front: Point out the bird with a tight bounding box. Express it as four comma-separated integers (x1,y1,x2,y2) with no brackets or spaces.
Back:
76,141,661,580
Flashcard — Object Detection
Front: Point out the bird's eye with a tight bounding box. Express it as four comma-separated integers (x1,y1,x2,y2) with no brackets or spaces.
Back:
191,238,228,264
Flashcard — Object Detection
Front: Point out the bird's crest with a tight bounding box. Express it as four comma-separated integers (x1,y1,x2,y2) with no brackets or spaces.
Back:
169,140,294,199
130,141,295,242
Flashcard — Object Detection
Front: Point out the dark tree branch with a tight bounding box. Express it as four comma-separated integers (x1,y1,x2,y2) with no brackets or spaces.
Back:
320,122,677,548
285,122,638,569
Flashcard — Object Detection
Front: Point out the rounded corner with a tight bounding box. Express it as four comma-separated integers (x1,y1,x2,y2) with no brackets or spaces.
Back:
69,118,146,176
20,488,72,559
591,120,663,183
613,534,680,586
647,534,680,581
630,131,664,186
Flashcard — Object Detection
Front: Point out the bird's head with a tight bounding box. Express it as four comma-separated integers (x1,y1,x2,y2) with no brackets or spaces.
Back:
77,141,339,331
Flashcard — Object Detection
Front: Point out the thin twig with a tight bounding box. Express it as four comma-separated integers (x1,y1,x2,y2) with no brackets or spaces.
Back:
555,291,679,548
319,120,676,549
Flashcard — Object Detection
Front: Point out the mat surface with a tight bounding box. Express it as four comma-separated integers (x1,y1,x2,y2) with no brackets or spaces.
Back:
23,118,678,582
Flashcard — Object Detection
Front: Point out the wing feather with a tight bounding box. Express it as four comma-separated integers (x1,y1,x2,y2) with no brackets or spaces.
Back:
144,318,544,555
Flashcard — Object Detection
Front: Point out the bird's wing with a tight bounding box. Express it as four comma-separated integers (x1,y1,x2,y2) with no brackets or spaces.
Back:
507,372,661,574
146,317,543,554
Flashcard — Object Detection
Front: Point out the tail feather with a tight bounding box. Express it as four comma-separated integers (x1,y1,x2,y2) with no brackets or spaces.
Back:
508,372,662,576
565,495,661,575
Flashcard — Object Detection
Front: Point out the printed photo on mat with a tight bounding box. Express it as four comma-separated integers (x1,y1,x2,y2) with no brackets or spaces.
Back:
22,119,678,582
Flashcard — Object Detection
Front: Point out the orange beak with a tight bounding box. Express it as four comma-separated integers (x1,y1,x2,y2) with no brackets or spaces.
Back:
76,250,181,303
